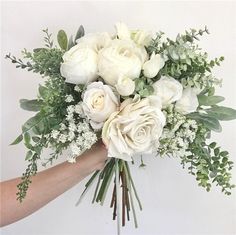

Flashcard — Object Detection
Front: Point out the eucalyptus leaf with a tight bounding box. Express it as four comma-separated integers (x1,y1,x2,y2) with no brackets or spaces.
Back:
206,106,236,121
75,25,85,42
24,132,31,145
25,150,33,161
198,95,225,106
10,134,23,145
57,30,68,50
20,99,43,112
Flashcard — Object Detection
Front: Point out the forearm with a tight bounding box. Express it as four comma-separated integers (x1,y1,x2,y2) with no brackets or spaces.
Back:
0,143,107,227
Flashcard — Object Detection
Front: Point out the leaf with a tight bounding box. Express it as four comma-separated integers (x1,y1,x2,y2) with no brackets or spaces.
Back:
68,35,75,50
57,30,68,50
187,112,222,132
10,134,23,145
38,85,49,99
24,132,31,145
198,95,225,106
75,25,85,42
20,99,43,112
32,136,40,142
33,48,47,53
206,105,236,121
22,112,44,133
25,150,33,161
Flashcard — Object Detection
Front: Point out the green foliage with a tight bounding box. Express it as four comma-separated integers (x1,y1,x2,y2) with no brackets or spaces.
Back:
42,28,53,48
135,76,154,97
147,27,223,92
67,25,85,49
10,134,23,145
20,99,43,112
57,30,68,50
187,112,222,132
206,105,236,121
197,95,225,106
181,126,234,195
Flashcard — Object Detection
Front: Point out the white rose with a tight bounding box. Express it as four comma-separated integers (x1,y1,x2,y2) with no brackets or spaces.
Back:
60,45,98,84
102,95,166,161
175,87,199,114
76,32,111,52
82,81,119,129
98,39,146,85
143,53,165,78
153,76,183,107
115,22,130,40
115,75,135,96
131,30,152,47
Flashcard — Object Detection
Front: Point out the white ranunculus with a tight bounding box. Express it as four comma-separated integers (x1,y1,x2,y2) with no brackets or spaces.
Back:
115,75,135,96
131,30,152,47
152,76,183,107
82,81,119,129
98,39,146,85
76,32,112,52
175,87,199,114
115,22,130,40
102,95,166,161
143,53,165,78
60,45,98,85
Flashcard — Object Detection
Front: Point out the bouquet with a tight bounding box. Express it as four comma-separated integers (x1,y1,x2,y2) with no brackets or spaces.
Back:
6,23,236,234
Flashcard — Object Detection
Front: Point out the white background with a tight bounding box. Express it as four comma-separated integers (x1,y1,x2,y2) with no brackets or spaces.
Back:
1,1,236,235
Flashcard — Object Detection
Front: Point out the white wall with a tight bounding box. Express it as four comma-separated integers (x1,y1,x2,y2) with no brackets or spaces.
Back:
1,1,236,235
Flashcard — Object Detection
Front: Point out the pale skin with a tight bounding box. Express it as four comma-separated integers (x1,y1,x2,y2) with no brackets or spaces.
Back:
0,141,107,227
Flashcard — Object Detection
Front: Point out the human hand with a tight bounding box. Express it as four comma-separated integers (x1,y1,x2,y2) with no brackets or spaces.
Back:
79,139,108,173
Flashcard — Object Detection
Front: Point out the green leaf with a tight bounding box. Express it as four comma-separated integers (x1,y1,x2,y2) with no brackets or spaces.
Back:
22,112,44,133
75,25,85,42
198,95,225,106
206,105,236,121
20,99,43,112
24,132,31,145
38,85,48,98
25,150,33,161
187,112,222,132
32,136,40,142
33,48,47,53
57,30,68,50
68,35,75,50
10,134,23,145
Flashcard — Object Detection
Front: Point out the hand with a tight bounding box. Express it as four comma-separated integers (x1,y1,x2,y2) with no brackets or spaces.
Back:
79,139,108,173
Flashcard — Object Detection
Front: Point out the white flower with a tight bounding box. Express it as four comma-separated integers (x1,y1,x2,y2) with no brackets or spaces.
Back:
152,76,183,107
131,30,152,47
65,95,74,103
60,45,98,85
175,87,199,114
74,85,82,93
51,130,60,139
59,134,67,143
98,39,147,85
82,81,119,130
143,53,165,78
102,95,166,161
115,75,135,96
76,32,112,52
115,22,130,40
74,103,85,117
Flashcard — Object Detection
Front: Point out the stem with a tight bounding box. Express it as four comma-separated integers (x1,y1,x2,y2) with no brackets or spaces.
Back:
123,161,138,228
125,162,142,210
115,159,121,235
